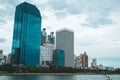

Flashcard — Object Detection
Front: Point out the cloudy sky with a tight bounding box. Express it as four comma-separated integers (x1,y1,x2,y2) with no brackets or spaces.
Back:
0,0,120,67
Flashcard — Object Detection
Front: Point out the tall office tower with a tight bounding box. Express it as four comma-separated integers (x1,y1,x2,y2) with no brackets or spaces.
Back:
53,49,65,67
56,28,74,67
80,51,88,68
11,2,41,66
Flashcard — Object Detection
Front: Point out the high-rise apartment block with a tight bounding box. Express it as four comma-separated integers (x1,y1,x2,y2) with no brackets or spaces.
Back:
40,28,55,66
40,43,55,66
11,2,41,66
56,28,74,67
80,51,88,68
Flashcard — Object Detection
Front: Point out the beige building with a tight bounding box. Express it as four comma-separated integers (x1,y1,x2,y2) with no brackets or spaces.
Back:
80,51,88,68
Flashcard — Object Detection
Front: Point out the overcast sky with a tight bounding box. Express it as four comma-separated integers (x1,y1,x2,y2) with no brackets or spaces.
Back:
0,0,120,68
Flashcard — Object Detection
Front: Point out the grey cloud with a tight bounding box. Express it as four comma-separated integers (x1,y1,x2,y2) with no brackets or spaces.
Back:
54,11,67,19
0,0,16,25
0,19,7,25
78,39,120,47
67,3,80,15
0,9,8,25
47,0,120,15
112,40,120,42
78,42,103,46
47,0,119,27
47,0,79,18
42,15,49,19
0,0,19,7
48,0,68,11
97,57,120,62
0,38,6,43
82,16,114,27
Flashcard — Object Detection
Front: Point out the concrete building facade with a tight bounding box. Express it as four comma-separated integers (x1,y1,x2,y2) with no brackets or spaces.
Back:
56,28,74,67
40,43,55,66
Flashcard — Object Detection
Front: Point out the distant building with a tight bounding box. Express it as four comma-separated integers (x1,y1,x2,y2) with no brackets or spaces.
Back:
11,2,42,66
3,56,7,64
0,49,3,59
53,49,65,67
91,58,97,69
56,28,74,67
0,49,4,65
40,43,55,66
7,53,11,64
98,64,106,70
98,64,114,71
80,51,88,68
106,67,114,71
75,56,82,68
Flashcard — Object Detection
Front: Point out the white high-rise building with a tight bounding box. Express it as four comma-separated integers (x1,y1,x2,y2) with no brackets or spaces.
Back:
40,43,55,66
91,58,97,68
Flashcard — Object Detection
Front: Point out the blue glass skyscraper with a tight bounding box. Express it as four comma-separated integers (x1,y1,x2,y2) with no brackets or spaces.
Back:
53,49,64,66
11,2,41,66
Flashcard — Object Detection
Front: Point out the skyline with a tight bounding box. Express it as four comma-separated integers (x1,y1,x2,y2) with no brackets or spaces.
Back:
0,0,120,67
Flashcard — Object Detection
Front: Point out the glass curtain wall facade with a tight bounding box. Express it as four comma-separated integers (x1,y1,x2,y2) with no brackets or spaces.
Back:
58,50,64,66
53,49,64,66
11,2,41,66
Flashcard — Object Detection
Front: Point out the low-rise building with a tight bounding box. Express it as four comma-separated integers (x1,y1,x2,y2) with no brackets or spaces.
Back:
91,58,97,69
106,67,114,71
7,53,11,64
75,56,82,68
0,49,4,65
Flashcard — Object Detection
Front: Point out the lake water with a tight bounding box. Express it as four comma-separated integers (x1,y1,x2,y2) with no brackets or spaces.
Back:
0,75,120,80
